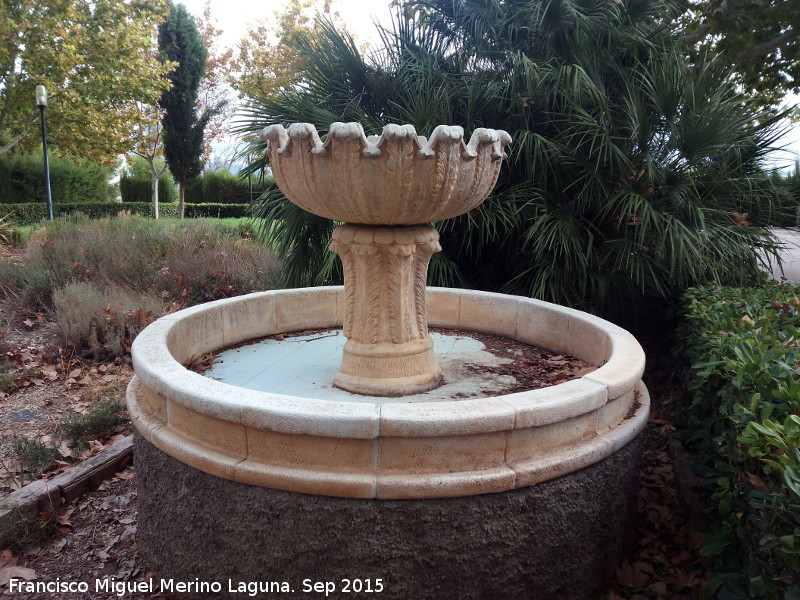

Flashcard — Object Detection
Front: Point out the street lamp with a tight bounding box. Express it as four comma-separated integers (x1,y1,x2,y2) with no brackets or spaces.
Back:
36,85,53,221
248,163,254,219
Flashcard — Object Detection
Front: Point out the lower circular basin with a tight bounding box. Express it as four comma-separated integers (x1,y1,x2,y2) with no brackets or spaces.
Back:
128,287,649,500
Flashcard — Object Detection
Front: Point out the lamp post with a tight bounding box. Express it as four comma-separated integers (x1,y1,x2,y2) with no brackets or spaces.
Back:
247,173,253,219
247,157,254,219
36,85,53,221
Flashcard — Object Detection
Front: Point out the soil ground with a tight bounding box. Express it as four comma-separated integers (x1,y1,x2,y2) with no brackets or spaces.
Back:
0,300,132,494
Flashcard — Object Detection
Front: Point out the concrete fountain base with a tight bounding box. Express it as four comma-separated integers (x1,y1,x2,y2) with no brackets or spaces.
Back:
128,286,649,598
134,429,643,600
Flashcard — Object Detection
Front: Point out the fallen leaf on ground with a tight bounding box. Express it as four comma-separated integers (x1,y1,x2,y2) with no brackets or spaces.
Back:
0,550,16,568
57,441,73,458
746,472,770,493
0,565,37,586
617,559,653,587
57,508,75,527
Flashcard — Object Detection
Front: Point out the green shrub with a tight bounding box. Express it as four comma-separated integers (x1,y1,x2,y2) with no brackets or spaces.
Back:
1,437,59,494
119,173,178,204
0,360,16,392
679,283,800,598
9,438,60,479
119,156,178,204
58,399,126,451
185,203,250,219
0,202,179,225
0,153,110,204
185,169,272,204
3,512,58,551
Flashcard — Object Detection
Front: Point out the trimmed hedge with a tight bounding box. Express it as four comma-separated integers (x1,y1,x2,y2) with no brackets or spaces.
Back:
185,170,272,204
184,203,250,219
0,202,251,224
0,153,110,204
680,284,800,599
120,174,178,204
0,202,178,225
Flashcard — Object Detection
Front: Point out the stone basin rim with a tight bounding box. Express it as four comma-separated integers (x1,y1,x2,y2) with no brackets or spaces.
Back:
130,287,645,438
128,287,649,499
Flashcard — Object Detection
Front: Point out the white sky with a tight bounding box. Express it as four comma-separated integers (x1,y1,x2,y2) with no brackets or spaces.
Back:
180,0,799,169
180,0,394,48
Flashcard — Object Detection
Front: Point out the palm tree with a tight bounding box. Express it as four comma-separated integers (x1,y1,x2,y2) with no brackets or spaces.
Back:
239,0,787,320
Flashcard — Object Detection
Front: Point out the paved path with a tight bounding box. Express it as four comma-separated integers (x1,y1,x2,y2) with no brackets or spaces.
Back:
767,228,800,283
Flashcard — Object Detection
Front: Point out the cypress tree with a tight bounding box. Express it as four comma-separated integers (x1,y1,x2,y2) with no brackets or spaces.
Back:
158,2,209,219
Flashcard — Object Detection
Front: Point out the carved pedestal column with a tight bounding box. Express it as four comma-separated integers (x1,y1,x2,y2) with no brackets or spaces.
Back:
330,224,442,396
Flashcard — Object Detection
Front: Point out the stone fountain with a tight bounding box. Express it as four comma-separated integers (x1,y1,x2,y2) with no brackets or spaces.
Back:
128,122,649,599
264,122,512,397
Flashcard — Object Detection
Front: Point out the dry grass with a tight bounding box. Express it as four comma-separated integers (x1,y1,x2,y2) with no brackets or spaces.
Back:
53,282,164,360
0,214,280,360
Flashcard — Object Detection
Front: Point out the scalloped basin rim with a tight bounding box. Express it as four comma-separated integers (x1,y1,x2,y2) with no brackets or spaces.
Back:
260,123,513,225
128,287,649,499
261,122,513,160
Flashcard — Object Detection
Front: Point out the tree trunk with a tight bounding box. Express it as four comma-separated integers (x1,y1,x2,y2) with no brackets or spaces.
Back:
150,173,159,219
179,184,185,219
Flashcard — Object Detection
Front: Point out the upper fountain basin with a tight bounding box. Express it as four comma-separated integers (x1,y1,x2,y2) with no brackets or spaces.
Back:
260,122,512,225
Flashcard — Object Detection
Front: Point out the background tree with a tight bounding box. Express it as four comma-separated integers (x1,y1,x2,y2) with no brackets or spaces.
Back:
230,0,335,101
683,0,799,108
130,103,169,219
241,0,787,325
158,1,211,219
0,0,172,164
195,0,236,164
